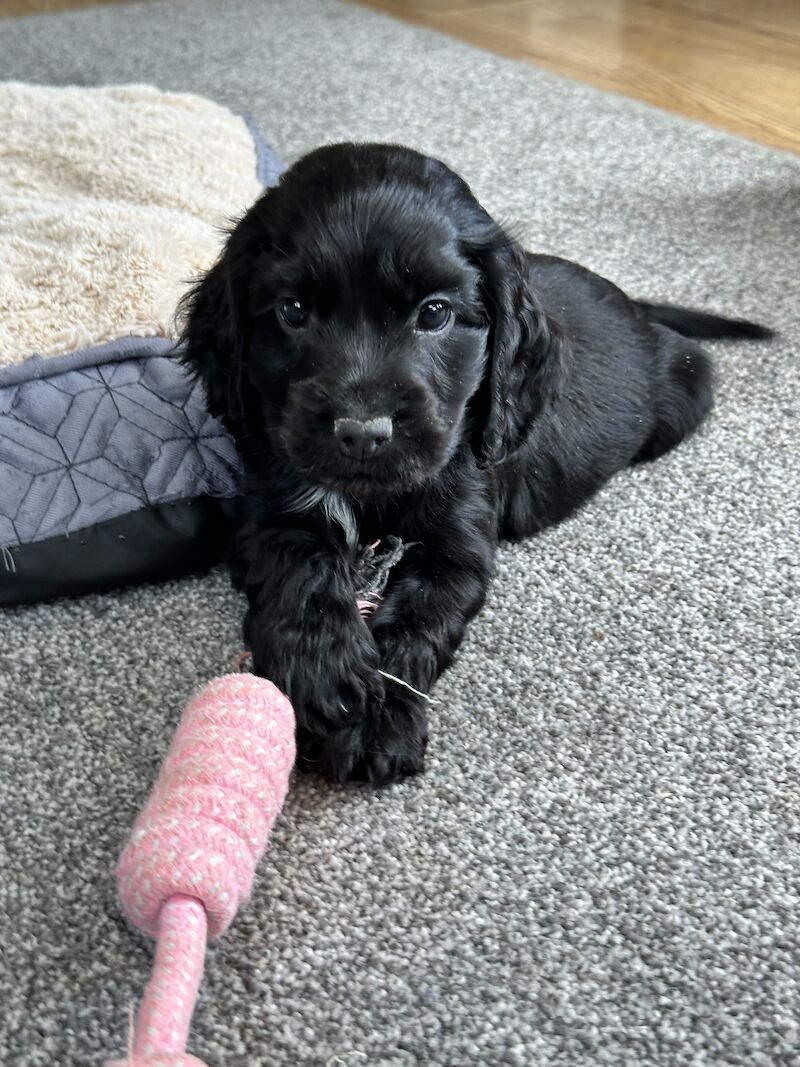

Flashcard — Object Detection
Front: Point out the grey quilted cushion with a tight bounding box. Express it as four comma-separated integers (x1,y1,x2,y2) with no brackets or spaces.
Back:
0,338,241,554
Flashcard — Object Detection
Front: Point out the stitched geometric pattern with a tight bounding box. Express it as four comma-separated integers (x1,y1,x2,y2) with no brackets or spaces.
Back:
0,355,241,550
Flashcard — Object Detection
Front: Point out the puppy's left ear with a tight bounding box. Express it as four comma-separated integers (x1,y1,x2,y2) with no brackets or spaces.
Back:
177,216,263,442
472,239,563,466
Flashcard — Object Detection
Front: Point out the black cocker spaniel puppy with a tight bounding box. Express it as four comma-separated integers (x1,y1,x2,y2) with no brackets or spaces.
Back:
180,143,770,786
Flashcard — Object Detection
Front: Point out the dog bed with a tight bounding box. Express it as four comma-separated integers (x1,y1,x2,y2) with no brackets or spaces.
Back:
0,83,282,606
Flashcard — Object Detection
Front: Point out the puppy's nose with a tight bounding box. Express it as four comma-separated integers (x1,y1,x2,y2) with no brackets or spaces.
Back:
333,416,393,459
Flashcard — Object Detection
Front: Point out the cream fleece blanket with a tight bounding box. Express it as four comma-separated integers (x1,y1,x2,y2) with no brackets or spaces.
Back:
0,82,263,368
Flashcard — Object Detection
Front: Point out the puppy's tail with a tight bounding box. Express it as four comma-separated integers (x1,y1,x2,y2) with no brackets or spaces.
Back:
635,301,774,341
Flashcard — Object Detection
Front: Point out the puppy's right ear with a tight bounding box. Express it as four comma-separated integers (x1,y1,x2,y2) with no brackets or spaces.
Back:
178,221,258,440
470,236,564,467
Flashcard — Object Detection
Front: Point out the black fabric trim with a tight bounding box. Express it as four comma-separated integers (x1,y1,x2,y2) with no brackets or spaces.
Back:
0,498,235,608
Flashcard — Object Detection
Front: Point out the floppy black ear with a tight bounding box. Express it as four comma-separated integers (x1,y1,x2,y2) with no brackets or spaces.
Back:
177,220,261,442
472,238,563,466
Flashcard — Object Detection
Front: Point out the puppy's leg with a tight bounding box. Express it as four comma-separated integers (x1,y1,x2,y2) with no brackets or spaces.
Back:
233,521,386,781
326,462,496,785
635,326,713,463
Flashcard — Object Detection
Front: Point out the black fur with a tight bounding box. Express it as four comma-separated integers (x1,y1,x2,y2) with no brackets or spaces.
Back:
179,142,770,785
634,301,773,341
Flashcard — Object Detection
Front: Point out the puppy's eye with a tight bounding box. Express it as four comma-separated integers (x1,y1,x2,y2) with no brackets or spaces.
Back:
417,300,451,332
279,298,309,329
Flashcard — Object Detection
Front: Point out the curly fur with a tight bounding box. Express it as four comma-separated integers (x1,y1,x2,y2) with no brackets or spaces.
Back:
179,142,770,785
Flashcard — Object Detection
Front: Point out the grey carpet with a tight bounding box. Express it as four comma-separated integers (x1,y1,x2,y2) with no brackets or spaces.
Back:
1,2,798,1064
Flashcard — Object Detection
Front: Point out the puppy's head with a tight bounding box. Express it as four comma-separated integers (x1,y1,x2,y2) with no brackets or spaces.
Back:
181,143,559,498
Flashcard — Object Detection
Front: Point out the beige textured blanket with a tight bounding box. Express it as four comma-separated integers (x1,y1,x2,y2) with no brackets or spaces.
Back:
0,82,262,368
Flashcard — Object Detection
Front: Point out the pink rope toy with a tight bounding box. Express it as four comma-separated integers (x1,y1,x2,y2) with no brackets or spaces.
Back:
106,673,296,1067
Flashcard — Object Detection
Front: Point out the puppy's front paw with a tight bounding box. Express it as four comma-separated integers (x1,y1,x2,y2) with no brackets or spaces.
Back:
360,690,429,786
246,604,383,733
313,685,428,786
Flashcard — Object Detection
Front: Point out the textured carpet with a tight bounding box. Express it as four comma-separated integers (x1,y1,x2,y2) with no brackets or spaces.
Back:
1,2,798,1065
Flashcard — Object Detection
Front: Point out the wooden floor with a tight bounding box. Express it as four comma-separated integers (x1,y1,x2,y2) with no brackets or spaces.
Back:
355,0,800,153
2,0,798,153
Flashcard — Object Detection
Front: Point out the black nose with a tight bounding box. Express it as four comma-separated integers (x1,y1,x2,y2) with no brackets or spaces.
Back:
333,416,393,459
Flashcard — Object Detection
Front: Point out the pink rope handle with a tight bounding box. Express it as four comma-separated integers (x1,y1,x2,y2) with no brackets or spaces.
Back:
133,895,207,1058
106,894,210,1067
